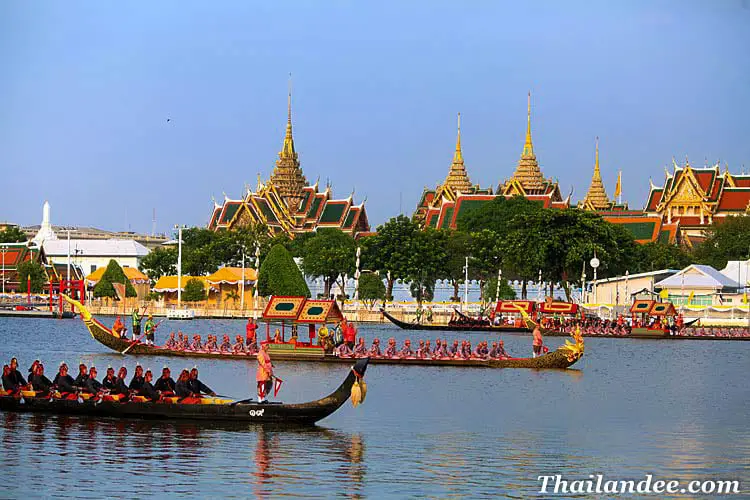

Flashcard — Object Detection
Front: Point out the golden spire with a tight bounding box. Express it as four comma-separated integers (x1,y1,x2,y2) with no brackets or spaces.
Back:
503,92,545,193
523,92,534,157
578,136,610,211
269,74,307,212
443,112,472,193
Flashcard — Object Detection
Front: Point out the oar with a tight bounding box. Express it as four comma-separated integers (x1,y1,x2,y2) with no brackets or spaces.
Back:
121,319,164,355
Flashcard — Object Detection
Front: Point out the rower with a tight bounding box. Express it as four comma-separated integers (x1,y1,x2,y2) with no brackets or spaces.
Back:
532,324,544,358
164,332,177,349
27,360,40,382
190,335,203,351
368,338,381,356
497,340,509,358
74,364,89,388
256,343,273,403
399,339,414,358
384,338,397,358
423,340,431,358
206,335,217,352
53,363,77,394
415,340,427,359
188,368,216,397
102,367,117,392
139,369,160,401
353,338,367,356
175,370,193,398
8,358,27,389
113,367,130,395
86,367,102,394
30,363,52,393
129,365,145,392
448,340,459,357
144,315,156,346
154,367,176,393
232,335,245,353
2,365,14,393
220,335,232,352
334,342,353,357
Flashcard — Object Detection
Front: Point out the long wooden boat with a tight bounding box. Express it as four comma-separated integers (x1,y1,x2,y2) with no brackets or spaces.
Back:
381,309,530,334
0,358,369,425
541,328,750,341
66,296,584,369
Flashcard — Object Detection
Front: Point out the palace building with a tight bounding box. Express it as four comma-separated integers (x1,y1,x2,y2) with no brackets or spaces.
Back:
414,94,569,229
208,90,370,237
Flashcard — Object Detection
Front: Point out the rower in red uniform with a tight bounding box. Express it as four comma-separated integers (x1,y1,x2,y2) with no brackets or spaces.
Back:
415,340,427,359
353,338,367,356
220,335,232,352
343,321,356,349
384,338,397,358
399,339,414,358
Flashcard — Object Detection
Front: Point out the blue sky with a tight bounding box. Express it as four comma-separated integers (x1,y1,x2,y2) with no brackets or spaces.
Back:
1,1,749,234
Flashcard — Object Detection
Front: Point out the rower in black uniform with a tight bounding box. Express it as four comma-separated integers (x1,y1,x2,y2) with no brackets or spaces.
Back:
86,367,102,394
154,367,176,394
30,363,53,393
102,367,117,392
112,367,130,396
188,367,216,397
128,365,145,392
8,358,27,389
139,369,160,401
74,364,89,389
52,363,77,394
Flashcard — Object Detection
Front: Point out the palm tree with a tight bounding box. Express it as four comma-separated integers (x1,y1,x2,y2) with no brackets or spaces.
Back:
225,290,240,309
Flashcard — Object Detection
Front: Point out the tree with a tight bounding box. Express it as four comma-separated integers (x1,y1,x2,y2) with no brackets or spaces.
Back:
0,226,27,243
693,215,750,269
442,231,471,301
139,247,177,280
301,229,356,297
363,215,420,299
93,259,137,298
358,272,386,309
482,277,517,301
183,278,207,302
258,244,310,297
16,260,45,293
405,229,447,304
225,289,240,308
635,241,692,272
456,195,542,234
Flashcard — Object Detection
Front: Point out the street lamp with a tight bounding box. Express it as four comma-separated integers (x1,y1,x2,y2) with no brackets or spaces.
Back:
463,256,469,312
590,252,600,304
1,244,7,296
174,225,187,307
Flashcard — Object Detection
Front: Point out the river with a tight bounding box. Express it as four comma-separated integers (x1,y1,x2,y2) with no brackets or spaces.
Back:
0,317,747,498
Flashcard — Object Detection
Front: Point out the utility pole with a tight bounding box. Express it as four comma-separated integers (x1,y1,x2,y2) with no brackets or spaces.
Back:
463,256,469,311
174,225,185,307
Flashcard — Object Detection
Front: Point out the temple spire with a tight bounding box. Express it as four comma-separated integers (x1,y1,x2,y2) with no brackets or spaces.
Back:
578,136,611,211
443,112,472,193
523,92,534,157
270,75,307,211
503,92,545,193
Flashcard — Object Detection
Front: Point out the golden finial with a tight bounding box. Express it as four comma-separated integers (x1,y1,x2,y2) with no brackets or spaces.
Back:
594,136,600,175
523,92,534,157
453,112,463,163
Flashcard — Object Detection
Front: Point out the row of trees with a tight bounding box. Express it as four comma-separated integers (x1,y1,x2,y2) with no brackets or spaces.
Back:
135,195,749,303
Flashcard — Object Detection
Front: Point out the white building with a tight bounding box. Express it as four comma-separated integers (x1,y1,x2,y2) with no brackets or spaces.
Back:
43,239,150,275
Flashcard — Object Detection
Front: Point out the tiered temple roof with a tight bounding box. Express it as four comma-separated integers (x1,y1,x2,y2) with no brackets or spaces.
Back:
208,88,369,238
578,138,612,211
414,96,569,230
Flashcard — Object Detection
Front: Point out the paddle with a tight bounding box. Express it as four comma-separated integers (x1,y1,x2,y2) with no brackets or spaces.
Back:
122,319,164,354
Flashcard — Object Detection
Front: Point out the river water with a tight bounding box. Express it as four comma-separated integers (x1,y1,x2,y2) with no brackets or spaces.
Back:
0,317,748,498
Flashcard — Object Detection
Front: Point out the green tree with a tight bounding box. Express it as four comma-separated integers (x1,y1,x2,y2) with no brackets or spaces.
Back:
183,278,207,302
635,241,692,272
139,247,177,280
0,226,28,243
405,229,447,304
16,260,46,293
93,259,137,298
224,289,240,307
442,230,471,301
258,244,311,297
358,272,386,308
363,215,420,299
482,277,517,301
301,229,356,297
456,195,542,234
693,215,750,269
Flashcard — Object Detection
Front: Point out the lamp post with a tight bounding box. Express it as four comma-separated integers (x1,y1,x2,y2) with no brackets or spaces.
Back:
463,256,469,312
495,268,502,303
590,252,600,304
1,244,6,296
240,245,246,311
581,261,586,304
174,225,186,307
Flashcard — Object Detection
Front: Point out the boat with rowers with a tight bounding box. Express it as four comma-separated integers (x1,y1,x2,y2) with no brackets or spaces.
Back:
382,299,579,334
0,357,370,426
66,295,585,370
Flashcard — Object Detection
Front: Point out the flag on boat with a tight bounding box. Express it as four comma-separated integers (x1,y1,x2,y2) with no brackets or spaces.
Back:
273,377,284,397
113,283,126,300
